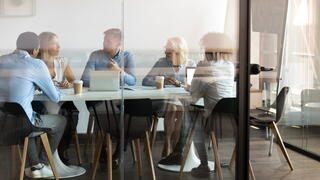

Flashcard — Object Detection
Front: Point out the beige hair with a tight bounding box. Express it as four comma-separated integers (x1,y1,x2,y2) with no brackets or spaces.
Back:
167,36,189,65
38,32,57,60
200,32,235,61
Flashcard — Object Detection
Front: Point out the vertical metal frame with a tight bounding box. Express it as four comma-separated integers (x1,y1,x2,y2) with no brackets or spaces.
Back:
237,0,251,179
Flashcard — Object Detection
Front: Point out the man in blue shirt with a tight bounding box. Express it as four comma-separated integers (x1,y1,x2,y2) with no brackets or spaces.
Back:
81,28,136,168
81,28,136,86
0,32,66,178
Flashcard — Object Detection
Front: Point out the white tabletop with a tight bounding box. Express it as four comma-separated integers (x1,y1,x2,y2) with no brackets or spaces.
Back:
34,86,190,101
304,102,320,108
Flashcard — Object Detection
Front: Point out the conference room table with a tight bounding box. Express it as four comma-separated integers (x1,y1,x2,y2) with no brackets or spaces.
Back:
33,86,191,178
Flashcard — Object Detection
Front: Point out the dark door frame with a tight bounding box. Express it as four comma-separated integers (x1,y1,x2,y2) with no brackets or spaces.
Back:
237,0,250,179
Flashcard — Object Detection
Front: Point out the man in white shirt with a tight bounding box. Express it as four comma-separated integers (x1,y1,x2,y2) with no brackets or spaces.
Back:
159,33,235,178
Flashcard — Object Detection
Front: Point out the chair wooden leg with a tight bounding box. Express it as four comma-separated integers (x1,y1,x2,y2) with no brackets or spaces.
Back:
229,147,236,168
150,116,159,151
40,133,59,180
73,130,82,165
19,138,28,180
91,134,104,180
131,140,137,163
249,161,256,180
270,122,294,170
210,132,223,180
144,132,156,180
106,133,112,180
134,138,143,177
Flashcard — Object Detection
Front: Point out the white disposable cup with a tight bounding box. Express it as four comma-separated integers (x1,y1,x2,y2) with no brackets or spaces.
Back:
73,80,83,94
155,76,164,89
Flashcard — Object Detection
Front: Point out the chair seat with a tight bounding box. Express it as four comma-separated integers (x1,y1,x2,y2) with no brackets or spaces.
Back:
250,112,276,124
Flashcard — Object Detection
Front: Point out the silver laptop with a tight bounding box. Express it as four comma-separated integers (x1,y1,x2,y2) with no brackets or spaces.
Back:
89,71,120,91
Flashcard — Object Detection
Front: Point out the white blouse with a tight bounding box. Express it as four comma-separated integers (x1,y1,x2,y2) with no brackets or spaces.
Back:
52,57,69,82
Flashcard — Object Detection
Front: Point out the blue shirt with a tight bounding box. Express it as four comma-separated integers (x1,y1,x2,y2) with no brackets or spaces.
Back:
81,50,136,87
142,57,195,86
0,50,61,124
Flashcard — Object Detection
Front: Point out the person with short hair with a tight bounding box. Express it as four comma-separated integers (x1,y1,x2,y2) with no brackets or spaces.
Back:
81,28,136,86
159,33,235,178
81,28,136,168
0,32,66,178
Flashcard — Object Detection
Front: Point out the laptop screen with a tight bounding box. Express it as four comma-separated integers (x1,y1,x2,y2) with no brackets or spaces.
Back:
186,67,196,86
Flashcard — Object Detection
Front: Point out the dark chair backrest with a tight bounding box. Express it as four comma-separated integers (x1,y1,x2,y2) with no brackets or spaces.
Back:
212,98,237,115
275,87,289,123
124,99,153,117
0,102,34,146
205,97,237,132
123,99,153,139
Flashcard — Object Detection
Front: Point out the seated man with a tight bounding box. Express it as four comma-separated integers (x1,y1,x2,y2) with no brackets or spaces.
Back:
81,28,136,168
81,28,136,86
0,32,66,178
159,32,235,178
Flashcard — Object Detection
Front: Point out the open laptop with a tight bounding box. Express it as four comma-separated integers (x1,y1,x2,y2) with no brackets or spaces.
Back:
89,71,120,91
186,67,196,86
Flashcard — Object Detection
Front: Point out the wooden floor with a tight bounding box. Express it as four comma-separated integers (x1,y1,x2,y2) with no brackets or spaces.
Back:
1,128,320,179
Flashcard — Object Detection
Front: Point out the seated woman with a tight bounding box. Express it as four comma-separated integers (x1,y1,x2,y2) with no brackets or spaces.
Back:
38,32,78,163
142,36,195,156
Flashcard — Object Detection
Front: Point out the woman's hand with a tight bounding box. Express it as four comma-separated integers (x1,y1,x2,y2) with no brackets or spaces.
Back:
59,80,73,88
165,77,181,87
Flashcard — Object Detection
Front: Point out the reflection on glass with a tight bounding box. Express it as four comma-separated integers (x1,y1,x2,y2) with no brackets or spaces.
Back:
0,0,242,179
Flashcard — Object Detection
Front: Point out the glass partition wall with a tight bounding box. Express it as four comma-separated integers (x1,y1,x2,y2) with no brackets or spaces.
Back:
0,0,255,180
250,0,291,179
279,0,320,159
122,0,241,179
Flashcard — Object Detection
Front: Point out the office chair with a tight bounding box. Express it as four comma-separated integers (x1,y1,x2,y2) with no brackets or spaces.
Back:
0,102,59,180
179,98,255,180
91,99,156,180
249,87,294,171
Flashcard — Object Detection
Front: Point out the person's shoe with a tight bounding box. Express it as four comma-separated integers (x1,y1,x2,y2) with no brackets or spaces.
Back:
25,163,54,178
191,164,211,178
158,152,182,165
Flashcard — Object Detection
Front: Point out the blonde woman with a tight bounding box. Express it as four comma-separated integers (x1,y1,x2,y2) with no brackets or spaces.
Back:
39,32,75,88
38,32,78,163
143,37,196,156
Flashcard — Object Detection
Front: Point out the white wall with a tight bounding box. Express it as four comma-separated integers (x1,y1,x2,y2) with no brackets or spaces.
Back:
0,0,122,50
0,0,234,51
124,0,229,50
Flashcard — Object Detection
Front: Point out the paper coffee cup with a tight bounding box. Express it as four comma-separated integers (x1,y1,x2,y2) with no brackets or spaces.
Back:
73,80,83,94
155,76,164,89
